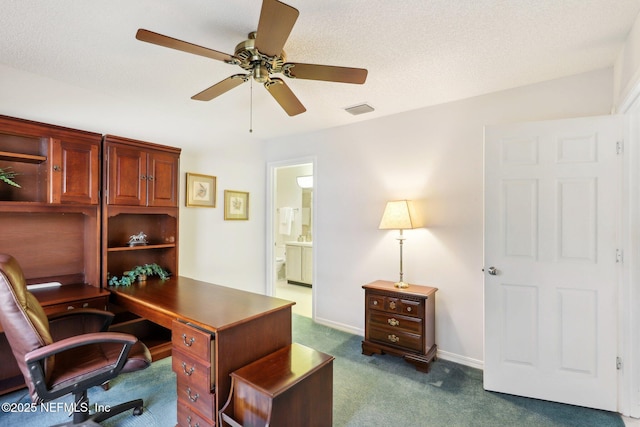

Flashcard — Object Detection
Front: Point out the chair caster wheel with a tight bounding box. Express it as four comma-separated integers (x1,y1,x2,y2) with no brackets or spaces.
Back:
133,407,143,416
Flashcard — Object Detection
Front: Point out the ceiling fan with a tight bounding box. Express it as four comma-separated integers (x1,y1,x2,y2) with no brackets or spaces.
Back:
136,0,368,117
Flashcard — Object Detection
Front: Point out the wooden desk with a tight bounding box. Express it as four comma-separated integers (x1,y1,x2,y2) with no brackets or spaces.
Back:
109,276,295,427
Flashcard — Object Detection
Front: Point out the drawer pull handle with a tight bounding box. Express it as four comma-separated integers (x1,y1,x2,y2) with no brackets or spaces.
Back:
182,333,195,347
373,300,378,306
388,334,400,343
388,318,399,327
181,362,195,376
186,415,200,427
67,306,75,310
407,307,412,312
186,387,199,402
389,301,396,310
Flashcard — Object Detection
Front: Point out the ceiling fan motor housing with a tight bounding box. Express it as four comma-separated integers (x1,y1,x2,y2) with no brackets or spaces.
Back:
235,32,287,80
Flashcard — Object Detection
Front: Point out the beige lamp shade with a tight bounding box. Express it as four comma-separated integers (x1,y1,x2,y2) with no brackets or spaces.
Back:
378,200,422,230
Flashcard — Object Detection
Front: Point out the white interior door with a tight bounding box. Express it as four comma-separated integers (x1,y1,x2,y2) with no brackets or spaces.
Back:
484,115,623,410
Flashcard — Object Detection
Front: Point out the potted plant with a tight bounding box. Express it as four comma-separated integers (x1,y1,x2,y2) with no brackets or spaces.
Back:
0,167,20,188
108,263,169,287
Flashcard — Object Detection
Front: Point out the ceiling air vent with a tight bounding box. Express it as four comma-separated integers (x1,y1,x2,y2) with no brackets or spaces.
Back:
344,103,375,116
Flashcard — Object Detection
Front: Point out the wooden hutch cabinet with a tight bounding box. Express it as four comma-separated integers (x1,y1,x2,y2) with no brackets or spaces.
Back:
101,134,181,360
0,115,107,394
103,135,179,207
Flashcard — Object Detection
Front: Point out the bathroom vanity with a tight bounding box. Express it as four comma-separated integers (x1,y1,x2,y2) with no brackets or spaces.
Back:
285,242,312,286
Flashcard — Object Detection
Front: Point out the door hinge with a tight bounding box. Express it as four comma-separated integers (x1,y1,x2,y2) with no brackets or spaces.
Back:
616,140,624,155
617,357,623,370
616,249,623,264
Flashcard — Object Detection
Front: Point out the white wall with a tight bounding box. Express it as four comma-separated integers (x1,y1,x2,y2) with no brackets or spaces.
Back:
265,68,614,366
178,141,268,294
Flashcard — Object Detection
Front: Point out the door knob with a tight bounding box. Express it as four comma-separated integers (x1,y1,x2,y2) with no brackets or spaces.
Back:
487,266,498,275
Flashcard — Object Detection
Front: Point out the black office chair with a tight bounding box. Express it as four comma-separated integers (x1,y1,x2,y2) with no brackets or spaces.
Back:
0,253,152,426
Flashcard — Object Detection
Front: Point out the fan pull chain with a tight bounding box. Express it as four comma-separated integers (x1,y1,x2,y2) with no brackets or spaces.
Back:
249,78,253,133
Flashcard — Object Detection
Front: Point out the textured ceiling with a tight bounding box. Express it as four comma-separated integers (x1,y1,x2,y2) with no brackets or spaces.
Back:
1,0,639,147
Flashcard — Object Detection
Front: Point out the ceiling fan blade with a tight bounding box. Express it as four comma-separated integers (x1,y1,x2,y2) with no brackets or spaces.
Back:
254,0,299,57
282,63,368,84
191,75,249,101
136,29,236,63
264,78,306,116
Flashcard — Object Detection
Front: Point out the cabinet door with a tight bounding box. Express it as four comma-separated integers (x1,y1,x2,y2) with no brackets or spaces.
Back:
50,138,100,204
301,246,313,284
106,143,146,206
285,245,302,282
147,151,178,207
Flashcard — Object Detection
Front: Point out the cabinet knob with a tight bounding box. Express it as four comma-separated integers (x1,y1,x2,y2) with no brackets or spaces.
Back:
389,301,396,310
387,334,400,343
388,318,400,327
140,175,147,180
147,175,154,181
406,307,412,312
373,300,378,306
53,165,62,172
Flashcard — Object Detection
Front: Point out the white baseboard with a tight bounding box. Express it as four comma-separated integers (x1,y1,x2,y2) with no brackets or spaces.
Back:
313,316,363,336
436,349,484,370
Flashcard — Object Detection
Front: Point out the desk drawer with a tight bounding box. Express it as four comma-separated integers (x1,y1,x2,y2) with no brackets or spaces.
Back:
177,376,216,421
177,401,215,427
43,297,108,316
172,348,213,393
172,320,212,360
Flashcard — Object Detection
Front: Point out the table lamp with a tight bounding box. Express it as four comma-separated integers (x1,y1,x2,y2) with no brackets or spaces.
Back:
379,200,422,288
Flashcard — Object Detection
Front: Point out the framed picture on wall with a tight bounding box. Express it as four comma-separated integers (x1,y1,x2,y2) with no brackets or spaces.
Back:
224,190,249,220
186,173,216,207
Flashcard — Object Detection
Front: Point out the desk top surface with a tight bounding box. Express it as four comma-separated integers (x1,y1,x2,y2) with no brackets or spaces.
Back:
109,276,294,333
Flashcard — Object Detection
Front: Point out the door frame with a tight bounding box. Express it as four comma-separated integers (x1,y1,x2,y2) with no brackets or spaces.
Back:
617,100,640,418
265,156,317,316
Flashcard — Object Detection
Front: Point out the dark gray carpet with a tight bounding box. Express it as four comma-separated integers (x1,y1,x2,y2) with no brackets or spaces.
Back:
0,314,624,426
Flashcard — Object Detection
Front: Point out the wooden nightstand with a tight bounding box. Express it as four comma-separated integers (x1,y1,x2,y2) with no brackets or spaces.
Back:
362,280,438,372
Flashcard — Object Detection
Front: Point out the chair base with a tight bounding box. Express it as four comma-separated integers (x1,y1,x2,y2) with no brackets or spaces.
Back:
50,398,144,427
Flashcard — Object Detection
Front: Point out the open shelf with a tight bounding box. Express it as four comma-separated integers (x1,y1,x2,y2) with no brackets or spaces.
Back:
0,150,46,163
107,243,176,252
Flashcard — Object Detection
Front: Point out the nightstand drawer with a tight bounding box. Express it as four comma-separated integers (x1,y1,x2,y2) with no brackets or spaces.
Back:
369,326,423,352
369,311,422,334
172,348,213,393
368,294,423,318
172,319,212,361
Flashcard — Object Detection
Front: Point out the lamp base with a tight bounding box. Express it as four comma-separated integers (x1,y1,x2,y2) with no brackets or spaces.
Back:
394,281,409,289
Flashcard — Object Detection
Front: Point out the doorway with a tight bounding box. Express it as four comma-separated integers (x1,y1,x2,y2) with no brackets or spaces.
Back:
267,160,314,318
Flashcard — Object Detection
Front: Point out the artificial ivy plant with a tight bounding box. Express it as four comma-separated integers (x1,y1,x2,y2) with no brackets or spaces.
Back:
108,263,169,287
0,167,20,187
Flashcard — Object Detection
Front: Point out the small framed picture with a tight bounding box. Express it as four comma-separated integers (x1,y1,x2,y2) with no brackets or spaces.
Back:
224,190,249,220
186,173,216,207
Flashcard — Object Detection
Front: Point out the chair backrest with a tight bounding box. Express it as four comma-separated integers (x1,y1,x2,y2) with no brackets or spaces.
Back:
0,253,54,400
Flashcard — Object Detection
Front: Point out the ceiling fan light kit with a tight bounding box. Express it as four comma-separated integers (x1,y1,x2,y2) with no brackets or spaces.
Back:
135,0,368,117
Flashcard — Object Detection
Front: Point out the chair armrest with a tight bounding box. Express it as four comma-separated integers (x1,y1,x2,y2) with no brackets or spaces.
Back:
25,332,139,402
25,332,137,364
